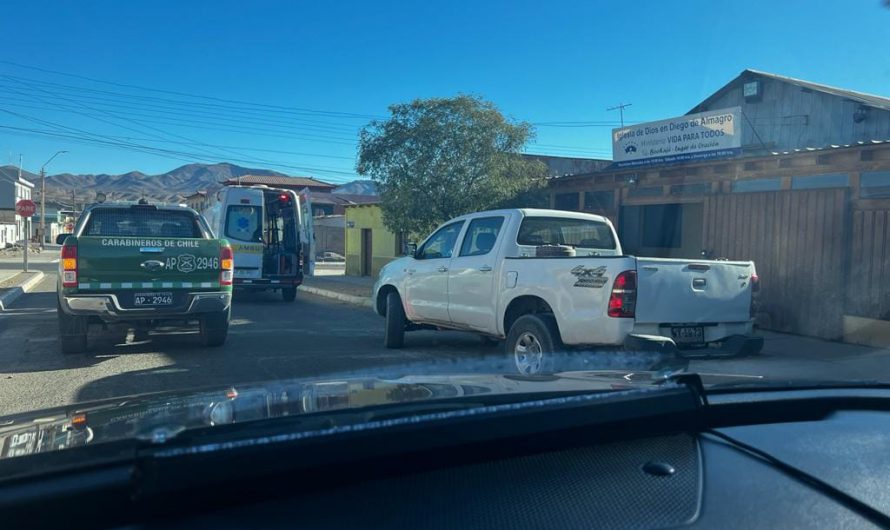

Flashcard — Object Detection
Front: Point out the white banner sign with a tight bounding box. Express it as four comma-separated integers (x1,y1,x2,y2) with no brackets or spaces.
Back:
612,106,742,168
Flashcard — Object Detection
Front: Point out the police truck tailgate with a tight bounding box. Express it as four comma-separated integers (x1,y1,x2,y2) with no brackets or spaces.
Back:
75,236,225,292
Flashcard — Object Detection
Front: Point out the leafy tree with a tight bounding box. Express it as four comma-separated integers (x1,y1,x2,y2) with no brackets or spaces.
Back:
357,95,548,237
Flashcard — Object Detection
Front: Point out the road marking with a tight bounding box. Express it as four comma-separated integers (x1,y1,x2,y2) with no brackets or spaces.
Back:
50,259,59,264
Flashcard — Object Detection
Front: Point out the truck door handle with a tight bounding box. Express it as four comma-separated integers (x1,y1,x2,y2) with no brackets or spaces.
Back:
140,260,165,271
479,265,492,272
405,268,416,274
437,266,449,273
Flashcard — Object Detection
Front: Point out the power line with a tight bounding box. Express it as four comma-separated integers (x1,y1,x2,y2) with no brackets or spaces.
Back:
0,118,359,181
0,77,367,134
0,92,363,142
4,79,247,164
0,61,384,120
0,97,360,145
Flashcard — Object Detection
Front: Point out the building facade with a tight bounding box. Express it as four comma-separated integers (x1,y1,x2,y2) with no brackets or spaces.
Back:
548,70,890,346
344,204,403,277
0,168,35,246
314,215,346,256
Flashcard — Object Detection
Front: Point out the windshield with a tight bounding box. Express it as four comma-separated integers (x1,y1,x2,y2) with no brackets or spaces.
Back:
2,1,890,463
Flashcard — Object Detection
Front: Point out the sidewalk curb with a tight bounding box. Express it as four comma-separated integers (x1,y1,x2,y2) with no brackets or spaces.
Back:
299,285,373,309
0,271,46,311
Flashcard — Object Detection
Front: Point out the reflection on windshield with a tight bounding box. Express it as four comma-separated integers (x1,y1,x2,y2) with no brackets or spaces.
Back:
1,2,889,465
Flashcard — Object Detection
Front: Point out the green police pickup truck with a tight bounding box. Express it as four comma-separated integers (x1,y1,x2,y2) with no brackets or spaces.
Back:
56,201,234,354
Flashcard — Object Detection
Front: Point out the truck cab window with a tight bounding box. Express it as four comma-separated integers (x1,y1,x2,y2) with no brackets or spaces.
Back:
84,208,202,238
417,221,464,259
517,217,616,250
459,217,504,257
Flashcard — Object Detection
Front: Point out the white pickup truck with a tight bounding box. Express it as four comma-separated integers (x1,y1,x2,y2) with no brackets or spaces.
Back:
374,208,763,362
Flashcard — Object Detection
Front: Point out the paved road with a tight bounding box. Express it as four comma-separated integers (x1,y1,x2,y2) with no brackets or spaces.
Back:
2,269,890,417
0,272,502,416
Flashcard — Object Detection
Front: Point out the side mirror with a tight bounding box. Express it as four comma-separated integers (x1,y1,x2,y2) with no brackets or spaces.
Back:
56,234,70,245
406,242,418,257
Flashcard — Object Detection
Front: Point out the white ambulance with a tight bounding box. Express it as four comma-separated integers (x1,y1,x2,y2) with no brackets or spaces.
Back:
204,186,314,301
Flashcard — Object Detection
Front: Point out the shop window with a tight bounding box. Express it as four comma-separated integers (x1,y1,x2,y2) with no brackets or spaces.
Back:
583,191,614,212
642,204,682,248
553,192,580,211
732,178,782,193
861,171,890,199
791,173,849,190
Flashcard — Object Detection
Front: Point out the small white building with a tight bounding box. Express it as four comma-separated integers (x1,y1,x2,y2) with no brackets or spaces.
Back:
0,166,35,247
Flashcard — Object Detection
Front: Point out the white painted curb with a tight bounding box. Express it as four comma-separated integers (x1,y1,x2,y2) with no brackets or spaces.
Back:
298,285,373,308
0,271,46,311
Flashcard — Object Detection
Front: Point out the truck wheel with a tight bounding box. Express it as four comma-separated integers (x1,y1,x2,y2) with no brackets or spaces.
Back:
282,287,297,302
57,300,88,354
384,292,406,349
200,308,230,347
505,314,561,375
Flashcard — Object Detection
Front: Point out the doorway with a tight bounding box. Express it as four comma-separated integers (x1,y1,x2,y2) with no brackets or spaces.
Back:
361,229,372,276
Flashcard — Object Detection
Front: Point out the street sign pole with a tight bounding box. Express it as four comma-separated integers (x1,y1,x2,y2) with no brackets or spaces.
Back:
23,218,28,272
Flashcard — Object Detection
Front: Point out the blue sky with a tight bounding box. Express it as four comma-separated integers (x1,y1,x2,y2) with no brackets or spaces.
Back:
1,0,888,183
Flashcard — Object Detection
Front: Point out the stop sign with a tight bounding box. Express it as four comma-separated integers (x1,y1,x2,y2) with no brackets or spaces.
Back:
15,199,36,218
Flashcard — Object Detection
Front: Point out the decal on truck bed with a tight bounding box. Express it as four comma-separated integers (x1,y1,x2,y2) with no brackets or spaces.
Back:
571,265,608,288
100,238,201,248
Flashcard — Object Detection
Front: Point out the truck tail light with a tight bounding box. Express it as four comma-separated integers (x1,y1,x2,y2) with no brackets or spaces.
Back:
608,270,636,318
60,244,78,288
220,245,234,286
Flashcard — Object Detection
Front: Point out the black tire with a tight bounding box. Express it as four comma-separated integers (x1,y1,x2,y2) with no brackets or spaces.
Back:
57,299,88,354
384,292,406,349
504,314,562,375
200,307,230,347
282,287,297,302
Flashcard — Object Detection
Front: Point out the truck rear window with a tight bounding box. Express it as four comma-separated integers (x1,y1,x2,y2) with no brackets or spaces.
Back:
517,217,616,250
83,208,203,238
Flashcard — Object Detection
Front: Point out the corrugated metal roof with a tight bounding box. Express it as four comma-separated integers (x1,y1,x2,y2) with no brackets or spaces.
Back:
221,174,335,188
551,140,890,182
769,139,890,155
691,69,890,114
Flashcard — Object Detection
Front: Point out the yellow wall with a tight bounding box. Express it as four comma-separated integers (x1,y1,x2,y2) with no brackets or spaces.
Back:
345,205,401,277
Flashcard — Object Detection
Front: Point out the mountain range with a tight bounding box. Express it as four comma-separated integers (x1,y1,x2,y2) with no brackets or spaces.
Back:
0,163,376,205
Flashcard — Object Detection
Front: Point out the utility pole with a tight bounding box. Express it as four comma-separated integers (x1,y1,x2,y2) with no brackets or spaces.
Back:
17,155,23,247
39,151,67,249
607,102,633,127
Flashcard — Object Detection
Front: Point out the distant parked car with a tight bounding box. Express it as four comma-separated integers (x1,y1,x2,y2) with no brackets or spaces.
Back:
317,252,346,262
